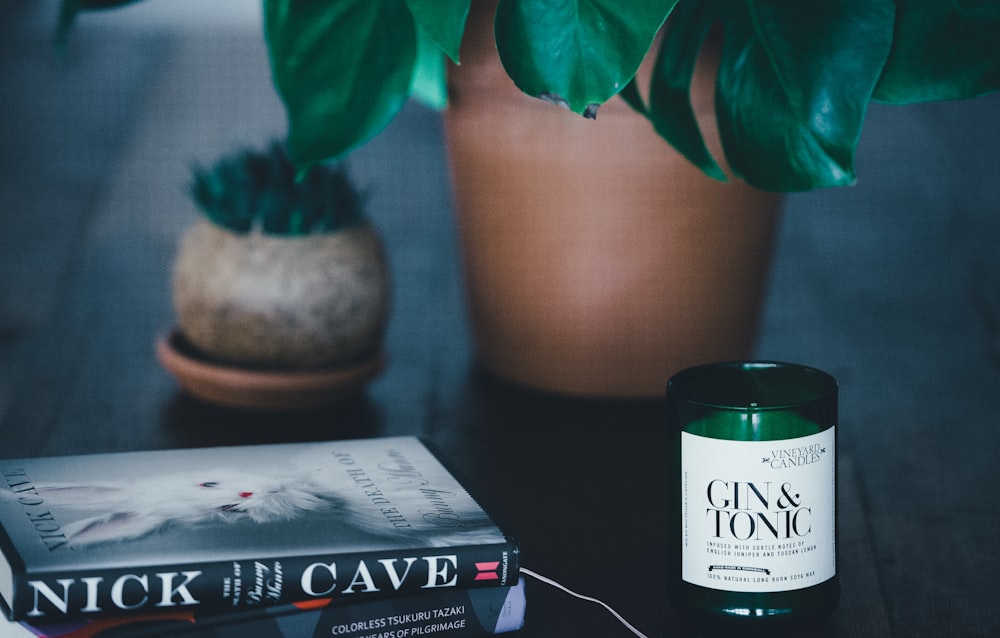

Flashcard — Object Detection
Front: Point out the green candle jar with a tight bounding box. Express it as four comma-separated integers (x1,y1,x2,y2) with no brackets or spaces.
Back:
666,361,839,624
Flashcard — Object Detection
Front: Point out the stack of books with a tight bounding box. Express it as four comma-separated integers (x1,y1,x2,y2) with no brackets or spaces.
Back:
0,437,524,637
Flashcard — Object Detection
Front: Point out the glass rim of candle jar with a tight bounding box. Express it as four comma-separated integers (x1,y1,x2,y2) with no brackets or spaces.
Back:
667,360,838,412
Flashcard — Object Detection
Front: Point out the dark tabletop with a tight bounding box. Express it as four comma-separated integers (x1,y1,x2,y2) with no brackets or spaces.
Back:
2,3,1000,637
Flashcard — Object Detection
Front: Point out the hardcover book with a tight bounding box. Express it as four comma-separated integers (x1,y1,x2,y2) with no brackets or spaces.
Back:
0,437,519,622
3,578,526,638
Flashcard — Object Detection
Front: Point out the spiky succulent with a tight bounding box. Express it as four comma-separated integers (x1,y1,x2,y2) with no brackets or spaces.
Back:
190,141,364,235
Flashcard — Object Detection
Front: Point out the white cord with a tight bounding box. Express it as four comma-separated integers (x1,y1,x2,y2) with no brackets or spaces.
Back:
520,567,651,638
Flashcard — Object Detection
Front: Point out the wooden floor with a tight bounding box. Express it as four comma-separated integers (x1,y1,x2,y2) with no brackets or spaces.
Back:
2,2,1000,636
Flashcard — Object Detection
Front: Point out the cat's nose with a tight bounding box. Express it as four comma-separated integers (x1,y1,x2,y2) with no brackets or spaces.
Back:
238,491,253,498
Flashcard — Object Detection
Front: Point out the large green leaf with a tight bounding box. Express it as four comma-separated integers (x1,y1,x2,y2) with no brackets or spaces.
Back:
874,0,1000,103
264,0,417,173
405,0,470,64
715,0,896,191
494,0,676,117
409,26,449,110
648,0,727,181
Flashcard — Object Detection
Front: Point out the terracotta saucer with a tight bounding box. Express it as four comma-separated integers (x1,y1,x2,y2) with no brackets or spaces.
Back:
156,329,385,410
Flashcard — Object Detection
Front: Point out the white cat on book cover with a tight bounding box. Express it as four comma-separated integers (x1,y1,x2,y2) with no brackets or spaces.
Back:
22,447,499,549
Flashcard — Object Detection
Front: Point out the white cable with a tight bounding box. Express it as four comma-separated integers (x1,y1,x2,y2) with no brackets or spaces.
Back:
520,567,651,638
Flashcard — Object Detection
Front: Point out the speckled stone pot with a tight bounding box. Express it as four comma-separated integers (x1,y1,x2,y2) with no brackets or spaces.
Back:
172,219,390,370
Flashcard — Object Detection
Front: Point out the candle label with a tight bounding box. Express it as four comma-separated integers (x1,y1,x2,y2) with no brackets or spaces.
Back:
680,428,835,592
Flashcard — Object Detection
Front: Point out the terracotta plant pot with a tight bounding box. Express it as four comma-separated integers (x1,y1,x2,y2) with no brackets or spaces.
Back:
172,219,390,370
444,4,781,397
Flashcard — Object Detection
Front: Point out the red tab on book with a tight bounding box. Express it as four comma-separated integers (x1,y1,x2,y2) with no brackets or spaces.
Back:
475,561,500,580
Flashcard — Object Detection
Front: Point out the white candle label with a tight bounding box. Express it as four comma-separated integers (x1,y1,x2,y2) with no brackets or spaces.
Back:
681,428,836,592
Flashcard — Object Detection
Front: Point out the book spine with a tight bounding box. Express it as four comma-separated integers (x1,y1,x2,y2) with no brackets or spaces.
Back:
13,578,527,638
11,540,519,621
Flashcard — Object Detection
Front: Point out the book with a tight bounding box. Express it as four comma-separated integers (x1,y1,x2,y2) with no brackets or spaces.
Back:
2,577,526,638
0,437,519,622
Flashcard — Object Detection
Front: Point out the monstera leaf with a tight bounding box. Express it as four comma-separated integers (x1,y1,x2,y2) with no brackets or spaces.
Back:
494,0,676,118
716,0,896,191
874,0,1000,103
264,0,419,174
407,0,470,64
58,0,1000,192
646,0,896,192
406,0,471,109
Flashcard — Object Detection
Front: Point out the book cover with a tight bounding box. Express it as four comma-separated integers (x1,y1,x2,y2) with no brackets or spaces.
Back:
0,437,518,621
3,578,526,638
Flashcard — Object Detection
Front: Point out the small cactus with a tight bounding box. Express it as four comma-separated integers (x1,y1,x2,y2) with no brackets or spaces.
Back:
190,141,364,236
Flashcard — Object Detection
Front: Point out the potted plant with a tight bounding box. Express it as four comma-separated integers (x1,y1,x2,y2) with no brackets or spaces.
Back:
249,0,999,189
156,141,391,409
63,0,1000,396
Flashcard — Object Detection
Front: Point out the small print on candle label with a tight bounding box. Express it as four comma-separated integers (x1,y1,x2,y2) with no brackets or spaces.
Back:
681,429,836,593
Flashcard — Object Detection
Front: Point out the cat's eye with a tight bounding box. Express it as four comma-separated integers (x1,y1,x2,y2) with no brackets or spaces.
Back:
199,481,219,488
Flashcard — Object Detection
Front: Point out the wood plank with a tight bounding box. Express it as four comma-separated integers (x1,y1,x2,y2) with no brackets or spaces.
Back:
829,457,892,637
0,17,286,455
0,5,170,427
